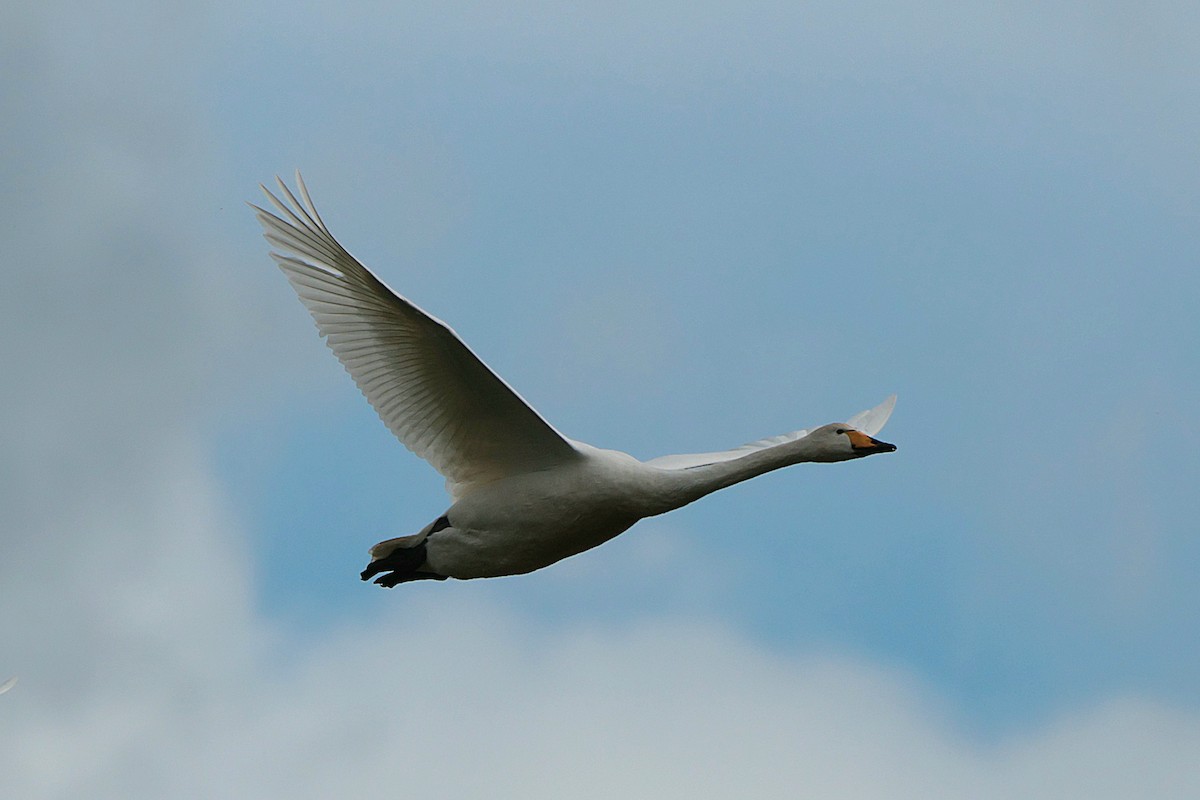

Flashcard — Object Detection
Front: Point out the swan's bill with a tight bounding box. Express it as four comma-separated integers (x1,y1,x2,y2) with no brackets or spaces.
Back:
846,429,897,454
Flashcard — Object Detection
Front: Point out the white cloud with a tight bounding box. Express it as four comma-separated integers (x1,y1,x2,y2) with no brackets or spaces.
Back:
4,495,1199,800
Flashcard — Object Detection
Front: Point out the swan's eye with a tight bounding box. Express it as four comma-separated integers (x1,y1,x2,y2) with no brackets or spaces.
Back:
836,428,848,435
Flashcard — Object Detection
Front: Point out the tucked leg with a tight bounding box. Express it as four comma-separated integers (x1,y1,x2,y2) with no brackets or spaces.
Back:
360,540,445,586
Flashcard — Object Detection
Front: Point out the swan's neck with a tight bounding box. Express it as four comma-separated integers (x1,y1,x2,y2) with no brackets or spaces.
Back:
649,437,827,514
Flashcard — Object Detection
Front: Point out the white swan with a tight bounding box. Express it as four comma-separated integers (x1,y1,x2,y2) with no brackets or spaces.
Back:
252,174,897,586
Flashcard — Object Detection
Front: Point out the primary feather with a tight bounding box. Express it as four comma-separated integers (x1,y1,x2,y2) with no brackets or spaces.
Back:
252,175,581,499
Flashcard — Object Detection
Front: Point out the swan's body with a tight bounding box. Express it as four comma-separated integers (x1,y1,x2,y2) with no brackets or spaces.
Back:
253,174,897,585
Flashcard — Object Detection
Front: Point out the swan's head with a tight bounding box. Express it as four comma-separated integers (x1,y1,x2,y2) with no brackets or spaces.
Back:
806,423,897,462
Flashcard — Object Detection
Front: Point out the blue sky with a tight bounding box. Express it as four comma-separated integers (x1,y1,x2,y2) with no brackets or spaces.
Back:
4,1,1199,796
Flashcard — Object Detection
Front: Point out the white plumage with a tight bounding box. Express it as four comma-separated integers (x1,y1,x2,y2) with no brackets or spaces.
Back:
253,174,897,585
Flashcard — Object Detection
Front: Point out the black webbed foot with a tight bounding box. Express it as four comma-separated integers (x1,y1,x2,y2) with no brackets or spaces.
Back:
373,571,408,588
360,562,389,582
360,540,446,587
370,569,448,587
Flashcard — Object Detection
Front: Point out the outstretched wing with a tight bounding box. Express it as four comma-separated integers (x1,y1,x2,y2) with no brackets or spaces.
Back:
252,173,581,498
644,395,896,471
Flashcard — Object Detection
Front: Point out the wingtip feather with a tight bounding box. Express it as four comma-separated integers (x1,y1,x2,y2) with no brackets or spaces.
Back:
847,394,897,437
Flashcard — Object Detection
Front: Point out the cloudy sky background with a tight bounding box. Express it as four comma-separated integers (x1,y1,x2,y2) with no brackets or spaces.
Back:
3,1,1199,796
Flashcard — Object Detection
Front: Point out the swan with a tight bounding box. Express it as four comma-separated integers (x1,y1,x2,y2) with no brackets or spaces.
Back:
252,174,897,586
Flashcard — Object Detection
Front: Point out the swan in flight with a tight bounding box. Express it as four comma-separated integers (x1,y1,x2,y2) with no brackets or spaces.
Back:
252,174,897,586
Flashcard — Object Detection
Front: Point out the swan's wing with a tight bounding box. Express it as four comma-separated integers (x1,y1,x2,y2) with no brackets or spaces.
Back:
252,174,581,497
845,394,896,437
644,428,814,471
644,395,896,471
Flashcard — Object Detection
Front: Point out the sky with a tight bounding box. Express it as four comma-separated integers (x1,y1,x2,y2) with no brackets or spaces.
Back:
3,1,1200,796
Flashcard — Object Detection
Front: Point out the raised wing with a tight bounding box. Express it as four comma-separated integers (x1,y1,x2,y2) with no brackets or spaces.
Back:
644,395,896,471
252,174,581,497
845,394,896,437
